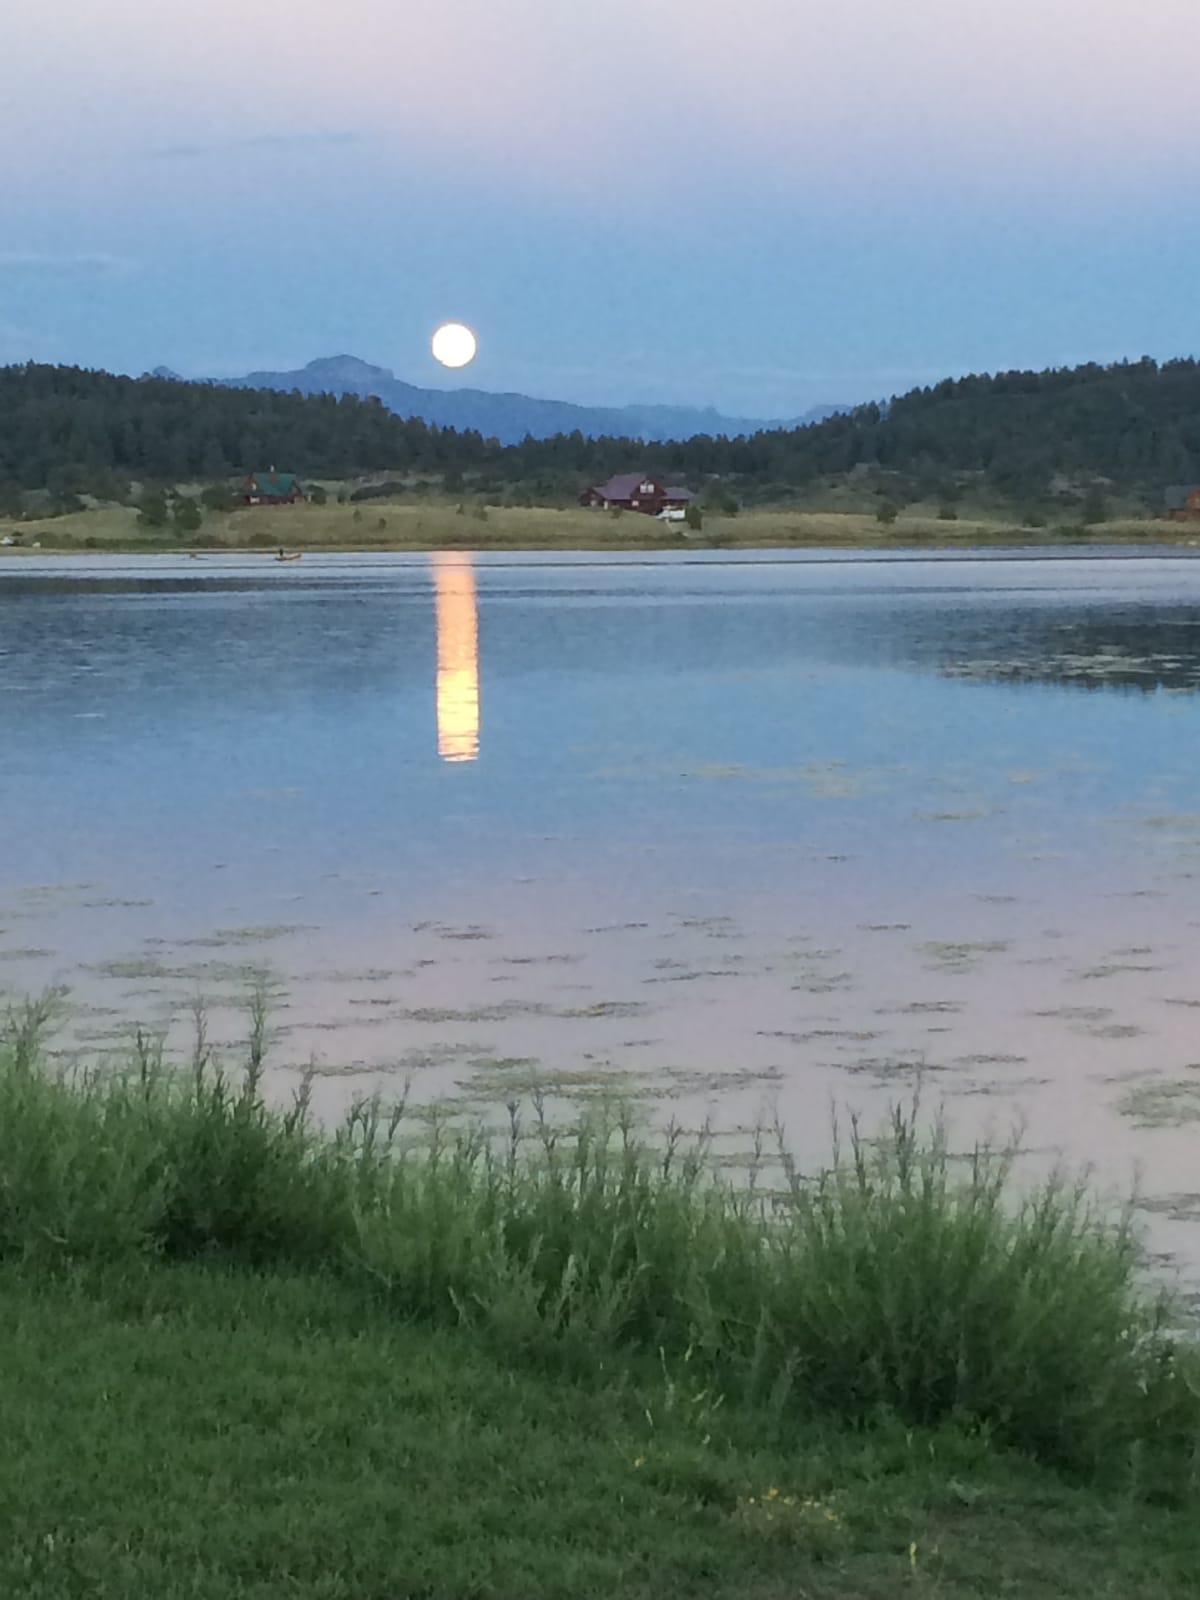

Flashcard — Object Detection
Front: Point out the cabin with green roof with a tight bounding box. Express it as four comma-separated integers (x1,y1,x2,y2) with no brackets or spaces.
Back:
241,470,305,506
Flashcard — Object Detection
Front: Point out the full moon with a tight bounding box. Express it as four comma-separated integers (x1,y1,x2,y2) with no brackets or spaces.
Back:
431,322,478,369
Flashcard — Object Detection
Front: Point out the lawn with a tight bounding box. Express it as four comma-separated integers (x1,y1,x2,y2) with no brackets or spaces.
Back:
2,1261,1198,1600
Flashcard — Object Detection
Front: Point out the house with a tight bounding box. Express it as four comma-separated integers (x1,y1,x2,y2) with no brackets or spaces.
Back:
1165,485,1200,521
241,470,305,507
579,472,693,515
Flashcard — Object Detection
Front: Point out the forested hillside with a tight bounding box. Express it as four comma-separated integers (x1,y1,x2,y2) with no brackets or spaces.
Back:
2,356,1199,517
566,355,1200,511
0,365,492,512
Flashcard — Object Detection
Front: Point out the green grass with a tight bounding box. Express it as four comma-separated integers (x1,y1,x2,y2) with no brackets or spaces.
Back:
0,996,1197,1481
2,499,1192,552
3,1260,1200,1600
1,998,1199,1595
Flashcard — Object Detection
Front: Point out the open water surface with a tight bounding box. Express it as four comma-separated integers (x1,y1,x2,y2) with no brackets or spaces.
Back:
2,548,1200,1278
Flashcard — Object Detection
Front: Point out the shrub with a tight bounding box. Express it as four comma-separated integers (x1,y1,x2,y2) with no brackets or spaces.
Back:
705,493,738,516
350,481,405,503
173,497,202,533
684,504,703,532
876,501,899,525
1081,487,1109,525
136,492,169,530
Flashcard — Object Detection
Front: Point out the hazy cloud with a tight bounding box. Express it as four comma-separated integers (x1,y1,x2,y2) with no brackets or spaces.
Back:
149,130,363,161
0,251,130,275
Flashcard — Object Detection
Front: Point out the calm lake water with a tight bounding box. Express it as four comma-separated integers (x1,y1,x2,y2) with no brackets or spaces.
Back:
3,549,1200,1278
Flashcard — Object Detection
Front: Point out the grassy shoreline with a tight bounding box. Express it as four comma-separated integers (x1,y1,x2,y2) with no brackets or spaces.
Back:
4,1257,1199,1600
8,1259,1200,1600
0,1011,1198,1595
2,500,1197,555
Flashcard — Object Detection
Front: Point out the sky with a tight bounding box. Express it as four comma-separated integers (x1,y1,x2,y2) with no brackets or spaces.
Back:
3,0,1199,417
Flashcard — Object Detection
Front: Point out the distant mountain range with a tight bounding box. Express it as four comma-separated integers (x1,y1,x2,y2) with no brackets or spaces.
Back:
152,356,846,445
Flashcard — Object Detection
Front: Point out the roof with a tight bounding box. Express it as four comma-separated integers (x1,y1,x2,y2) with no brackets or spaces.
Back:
247,471,300,494
590,472,659,501
1164,484,1200,509
664,485,693,501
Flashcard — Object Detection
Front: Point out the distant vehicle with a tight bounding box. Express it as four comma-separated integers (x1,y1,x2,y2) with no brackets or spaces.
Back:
655,507,686,522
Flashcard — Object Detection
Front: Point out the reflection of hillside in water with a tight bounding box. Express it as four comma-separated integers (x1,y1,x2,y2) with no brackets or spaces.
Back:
889,613,1200,694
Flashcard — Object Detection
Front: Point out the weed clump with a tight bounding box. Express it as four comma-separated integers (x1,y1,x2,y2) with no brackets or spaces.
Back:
1,993,1197,1492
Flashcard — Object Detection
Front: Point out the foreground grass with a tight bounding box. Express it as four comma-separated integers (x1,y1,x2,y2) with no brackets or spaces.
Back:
4,1260,1200,1600
1,499,1190,552
1,1007,1199,1595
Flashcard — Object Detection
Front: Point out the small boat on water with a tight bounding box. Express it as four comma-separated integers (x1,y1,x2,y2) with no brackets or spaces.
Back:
275,549,303,562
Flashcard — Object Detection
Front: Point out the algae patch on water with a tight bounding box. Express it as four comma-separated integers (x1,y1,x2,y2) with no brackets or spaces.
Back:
918,940,1009,975
1118,1076,1200,1128
175,924,316,948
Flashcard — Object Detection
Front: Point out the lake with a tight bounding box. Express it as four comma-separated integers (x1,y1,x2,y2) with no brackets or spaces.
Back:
3,548,1200,1280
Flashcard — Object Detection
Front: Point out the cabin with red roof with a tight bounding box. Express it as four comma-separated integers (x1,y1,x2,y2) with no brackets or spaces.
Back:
579,473,693,515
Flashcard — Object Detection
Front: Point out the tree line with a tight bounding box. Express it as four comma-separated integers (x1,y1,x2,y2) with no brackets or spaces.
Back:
0,365,493,514
2,355,1199,517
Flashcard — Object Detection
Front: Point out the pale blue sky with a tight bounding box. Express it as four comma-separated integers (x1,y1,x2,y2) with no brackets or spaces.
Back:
3,1,1198,415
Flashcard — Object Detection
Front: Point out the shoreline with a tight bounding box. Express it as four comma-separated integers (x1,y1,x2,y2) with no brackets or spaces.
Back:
0,1030,1197,1598
3,501,1197,559
3,538,1199,563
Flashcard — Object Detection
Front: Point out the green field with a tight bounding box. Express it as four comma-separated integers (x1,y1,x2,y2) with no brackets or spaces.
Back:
0,1010,1197,1597
1,498,1193,554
